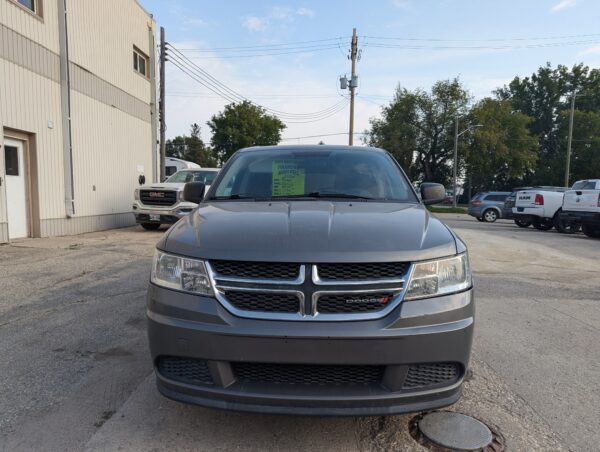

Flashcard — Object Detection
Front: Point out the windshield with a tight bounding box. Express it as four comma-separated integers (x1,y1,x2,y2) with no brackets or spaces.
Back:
166,170,218,184
571,180,597,190
209,149,417,202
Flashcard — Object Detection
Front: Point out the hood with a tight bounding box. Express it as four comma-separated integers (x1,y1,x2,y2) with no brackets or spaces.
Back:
161,201,457,263
139,183,212,192
140,182,185,191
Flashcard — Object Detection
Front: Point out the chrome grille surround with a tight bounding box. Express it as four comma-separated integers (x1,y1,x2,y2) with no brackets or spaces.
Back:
207,261,412,322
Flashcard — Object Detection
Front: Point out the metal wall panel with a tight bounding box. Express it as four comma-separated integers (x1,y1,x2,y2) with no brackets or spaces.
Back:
66,0,152,104
0,0,155,242
0,0,60,53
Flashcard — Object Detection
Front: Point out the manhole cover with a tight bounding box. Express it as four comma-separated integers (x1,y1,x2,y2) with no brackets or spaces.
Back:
409,411,504,451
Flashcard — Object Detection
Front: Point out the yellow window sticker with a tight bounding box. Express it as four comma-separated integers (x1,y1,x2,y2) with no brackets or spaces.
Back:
272,160,305,196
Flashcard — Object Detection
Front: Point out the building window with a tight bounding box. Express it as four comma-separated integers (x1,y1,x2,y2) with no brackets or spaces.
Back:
11,0,42,17
133,47,149,77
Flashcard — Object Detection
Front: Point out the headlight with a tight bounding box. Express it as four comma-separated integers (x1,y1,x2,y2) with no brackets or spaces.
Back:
151,250,214,296
134,189,140,200
404,253,471,300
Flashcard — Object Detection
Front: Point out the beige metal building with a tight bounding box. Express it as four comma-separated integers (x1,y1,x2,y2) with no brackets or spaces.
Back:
0,0,157,242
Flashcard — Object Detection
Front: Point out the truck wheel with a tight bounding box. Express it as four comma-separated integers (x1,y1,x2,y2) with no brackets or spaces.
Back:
582,224,600,238
141,223,161,231
532,218,554,231
554,211,579,234
483,209,498,223
514,219,531,228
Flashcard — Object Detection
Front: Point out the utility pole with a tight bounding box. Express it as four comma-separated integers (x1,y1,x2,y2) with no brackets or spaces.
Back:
565,91,576,187
453,116,459,208
159,26,166,182
348,28,358,146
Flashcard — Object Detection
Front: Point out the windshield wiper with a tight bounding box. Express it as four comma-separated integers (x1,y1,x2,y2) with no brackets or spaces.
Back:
211,193,255,200
306,191,377,200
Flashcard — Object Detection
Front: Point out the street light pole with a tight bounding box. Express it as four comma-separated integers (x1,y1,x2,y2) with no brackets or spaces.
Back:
453,117,459,208
453,121,483,208
565,91,576,187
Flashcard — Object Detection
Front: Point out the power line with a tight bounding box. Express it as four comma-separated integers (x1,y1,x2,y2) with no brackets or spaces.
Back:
177,36,350,52
166,44,349,123
167,46,348,119
280,132,367,141
362,39,600,51
362,32,600,42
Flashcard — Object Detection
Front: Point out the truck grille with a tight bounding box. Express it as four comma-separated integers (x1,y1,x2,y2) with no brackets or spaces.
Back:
232,362,384,386
317,292,394,313
140,189,177,207
224,290,300,313
156,356,213,385
317,262,408,281
402,363,460,389
211,260,300,280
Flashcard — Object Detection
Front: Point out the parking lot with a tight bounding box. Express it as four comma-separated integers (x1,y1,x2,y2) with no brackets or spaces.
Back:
1,214,598,451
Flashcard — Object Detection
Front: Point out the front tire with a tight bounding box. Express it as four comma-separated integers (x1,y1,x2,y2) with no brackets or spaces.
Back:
582,224,600,238
141,223,161,231
514,219,531,228
483,209,498,223
532,217,554,231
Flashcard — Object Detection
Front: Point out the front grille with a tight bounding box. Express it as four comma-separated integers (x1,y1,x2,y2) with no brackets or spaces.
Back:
140,190,177,207
233,362,384,386
403,363,460,389
317,292,394,313
211,260,300,280
224,290,300,313
157,356,213,385
317,262,409,281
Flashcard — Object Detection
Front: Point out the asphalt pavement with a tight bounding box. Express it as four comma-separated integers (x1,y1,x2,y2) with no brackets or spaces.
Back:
1,215,598,451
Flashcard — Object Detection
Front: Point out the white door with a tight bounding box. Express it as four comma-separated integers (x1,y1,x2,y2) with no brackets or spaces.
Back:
4,138,28,239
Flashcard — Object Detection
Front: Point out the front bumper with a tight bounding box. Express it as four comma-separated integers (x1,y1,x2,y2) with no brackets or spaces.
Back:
147,284,474,415
132,201,196,224
559,210,600,226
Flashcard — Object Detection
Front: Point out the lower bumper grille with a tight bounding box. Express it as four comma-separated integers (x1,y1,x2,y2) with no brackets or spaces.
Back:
157,356,213,385
232,362,385,386
403,363,460,389
224,290,300,313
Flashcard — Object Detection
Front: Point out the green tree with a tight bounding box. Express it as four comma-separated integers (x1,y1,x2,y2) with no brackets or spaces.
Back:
364,78,470,185
496,63,600,184
549,110,600,184
465,99,538,195
207,101,286,163
165,123,217,167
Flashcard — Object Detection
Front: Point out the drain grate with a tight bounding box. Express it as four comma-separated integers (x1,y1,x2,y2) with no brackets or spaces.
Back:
409,411,505,451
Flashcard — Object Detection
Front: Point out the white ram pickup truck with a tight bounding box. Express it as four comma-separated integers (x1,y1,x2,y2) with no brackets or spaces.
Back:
558,179,600,238
512,186,566,231
133,168,219,230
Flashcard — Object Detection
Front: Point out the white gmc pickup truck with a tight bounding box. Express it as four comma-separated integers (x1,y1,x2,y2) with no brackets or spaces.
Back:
558,179,600,238
512,186,567,231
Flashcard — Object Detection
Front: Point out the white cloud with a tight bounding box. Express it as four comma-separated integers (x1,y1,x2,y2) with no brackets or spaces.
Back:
242,6,315,32
296,7,315,17
392,0,411,9
578,45,600,56
243,16,267,32
550,0,576,13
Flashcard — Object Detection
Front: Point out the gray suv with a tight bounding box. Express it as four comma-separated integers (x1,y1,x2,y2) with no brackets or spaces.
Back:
468,192,510,222
147,145,474,415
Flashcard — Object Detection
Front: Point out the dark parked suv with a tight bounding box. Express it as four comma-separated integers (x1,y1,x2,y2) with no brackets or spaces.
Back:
147,145,474,415
468,192,510,222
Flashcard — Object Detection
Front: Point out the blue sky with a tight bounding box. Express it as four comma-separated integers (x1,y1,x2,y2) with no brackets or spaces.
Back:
140,0,600,144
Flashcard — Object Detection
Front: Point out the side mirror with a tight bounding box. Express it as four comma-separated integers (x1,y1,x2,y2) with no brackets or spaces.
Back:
420,183,446,205
183,182,205,204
